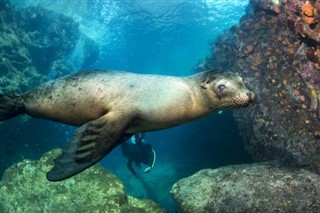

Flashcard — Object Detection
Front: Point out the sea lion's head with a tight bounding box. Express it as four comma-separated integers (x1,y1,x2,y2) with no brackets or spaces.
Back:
199,70,255,110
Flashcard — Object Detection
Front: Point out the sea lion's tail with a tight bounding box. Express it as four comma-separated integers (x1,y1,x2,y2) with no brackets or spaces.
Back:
0,93,25,121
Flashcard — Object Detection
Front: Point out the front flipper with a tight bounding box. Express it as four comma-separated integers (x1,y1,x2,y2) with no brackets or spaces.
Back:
46,112,133,181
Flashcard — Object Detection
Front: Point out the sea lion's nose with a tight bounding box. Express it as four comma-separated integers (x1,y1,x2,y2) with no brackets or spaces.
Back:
246,92,255,102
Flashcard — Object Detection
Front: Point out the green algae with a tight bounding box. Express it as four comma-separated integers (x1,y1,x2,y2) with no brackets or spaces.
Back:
0,149,164,213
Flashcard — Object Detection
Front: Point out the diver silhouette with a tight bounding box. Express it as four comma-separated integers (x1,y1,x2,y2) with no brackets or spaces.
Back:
121,133,156,178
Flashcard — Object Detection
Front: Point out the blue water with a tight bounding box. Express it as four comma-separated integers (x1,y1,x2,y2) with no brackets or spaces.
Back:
3,0,249,211
12,0,248,75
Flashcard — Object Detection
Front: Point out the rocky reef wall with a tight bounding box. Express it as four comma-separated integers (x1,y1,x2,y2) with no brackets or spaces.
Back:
0,0,98,93
200,0,320,174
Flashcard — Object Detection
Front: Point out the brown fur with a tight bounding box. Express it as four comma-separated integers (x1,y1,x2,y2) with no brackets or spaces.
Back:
21,70,253,132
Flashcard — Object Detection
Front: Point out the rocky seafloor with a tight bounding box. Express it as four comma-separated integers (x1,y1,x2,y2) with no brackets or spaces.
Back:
172,0,320,211
171,162,320,213
0,149,164,213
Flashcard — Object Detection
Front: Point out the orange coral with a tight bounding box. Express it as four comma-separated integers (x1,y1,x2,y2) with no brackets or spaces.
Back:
302,2,314,16
301,2,316,24
274,5,281,14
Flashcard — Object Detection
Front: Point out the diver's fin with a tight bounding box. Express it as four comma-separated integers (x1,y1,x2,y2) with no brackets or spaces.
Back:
0,93,25,121
46,112,133,181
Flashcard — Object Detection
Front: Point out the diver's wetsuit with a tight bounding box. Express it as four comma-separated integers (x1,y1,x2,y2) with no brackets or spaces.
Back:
121,133,154,178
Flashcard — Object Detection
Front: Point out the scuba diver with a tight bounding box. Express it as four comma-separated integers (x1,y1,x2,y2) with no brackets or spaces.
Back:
121,133,156,178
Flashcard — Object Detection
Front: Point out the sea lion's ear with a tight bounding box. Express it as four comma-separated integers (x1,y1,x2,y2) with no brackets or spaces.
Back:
200,78,212,89
199,70,217,89
200,82,207,89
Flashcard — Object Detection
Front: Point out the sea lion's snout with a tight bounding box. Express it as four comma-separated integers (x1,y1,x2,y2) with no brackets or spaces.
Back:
246,92,255,103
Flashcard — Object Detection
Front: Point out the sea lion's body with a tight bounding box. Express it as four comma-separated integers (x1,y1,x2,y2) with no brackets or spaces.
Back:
0,69,254,181
24,70,208,132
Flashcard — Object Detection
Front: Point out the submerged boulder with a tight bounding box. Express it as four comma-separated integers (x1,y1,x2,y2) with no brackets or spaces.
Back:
0,0,99,93
171,162,320,213
201,0,320,173
0,149,164,213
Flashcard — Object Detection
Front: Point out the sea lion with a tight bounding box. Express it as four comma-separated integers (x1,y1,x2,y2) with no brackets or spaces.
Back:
0,69,255,181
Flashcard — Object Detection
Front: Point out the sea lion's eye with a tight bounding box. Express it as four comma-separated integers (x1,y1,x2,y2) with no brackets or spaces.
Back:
217,85,226,93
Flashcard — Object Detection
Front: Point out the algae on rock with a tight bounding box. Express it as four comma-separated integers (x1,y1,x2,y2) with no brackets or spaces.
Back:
0,0,99,94
171,162,320,213
0,149,164,213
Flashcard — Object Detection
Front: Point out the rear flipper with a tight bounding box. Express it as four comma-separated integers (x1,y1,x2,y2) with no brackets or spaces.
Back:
0,93,25,121
46,112,134,181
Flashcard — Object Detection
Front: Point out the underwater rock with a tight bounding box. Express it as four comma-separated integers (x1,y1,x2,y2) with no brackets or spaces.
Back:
171,162,320,213
0,149,164,213
201,0,320,174
250,0,284,14
285,0,320,43
0,0,99,93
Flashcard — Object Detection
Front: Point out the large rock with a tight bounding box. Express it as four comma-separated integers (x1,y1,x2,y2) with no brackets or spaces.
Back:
171,163,320,213
0,149,164,213
200,0,320,173
0,0,99,93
